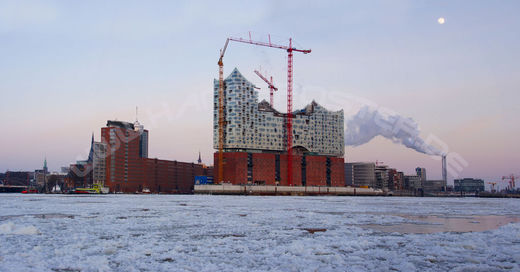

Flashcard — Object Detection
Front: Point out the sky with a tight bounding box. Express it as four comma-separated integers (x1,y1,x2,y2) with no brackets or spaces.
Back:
0,0,519,185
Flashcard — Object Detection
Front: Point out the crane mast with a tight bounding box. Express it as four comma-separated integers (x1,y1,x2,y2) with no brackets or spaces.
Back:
254,70,278,107
217,39,229,184
286,38,294,186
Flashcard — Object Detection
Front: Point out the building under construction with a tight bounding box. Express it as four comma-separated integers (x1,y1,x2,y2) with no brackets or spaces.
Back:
213,68,345,186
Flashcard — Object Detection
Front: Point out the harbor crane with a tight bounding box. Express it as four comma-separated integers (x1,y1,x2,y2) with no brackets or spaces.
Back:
502,174,519,191
488,182,497,192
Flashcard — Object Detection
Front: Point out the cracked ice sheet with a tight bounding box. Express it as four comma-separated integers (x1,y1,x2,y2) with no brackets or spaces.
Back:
0,195,519,271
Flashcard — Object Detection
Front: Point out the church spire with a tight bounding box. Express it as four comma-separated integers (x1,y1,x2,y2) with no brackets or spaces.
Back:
88,132,94,162
197,151,202,164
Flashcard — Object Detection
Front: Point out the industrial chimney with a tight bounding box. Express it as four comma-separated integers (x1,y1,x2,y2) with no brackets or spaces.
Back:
442,154,447,184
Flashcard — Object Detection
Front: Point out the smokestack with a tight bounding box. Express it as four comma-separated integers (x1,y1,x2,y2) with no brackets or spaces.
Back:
442,154,447,184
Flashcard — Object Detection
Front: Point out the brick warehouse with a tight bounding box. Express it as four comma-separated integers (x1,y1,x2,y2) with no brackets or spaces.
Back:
101,120,206,193
214,69,345,186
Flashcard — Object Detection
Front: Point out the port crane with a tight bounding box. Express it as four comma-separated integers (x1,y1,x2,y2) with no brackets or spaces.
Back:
502,174,519,191
254,70,278,107
227,33,311,186
487,182,497,192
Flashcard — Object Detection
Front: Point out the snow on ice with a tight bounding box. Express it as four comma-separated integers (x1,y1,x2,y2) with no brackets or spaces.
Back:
0,195,519,271
0,222,40,235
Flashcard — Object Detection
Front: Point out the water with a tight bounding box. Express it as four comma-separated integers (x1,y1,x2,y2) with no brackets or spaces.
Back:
365,215,520,234
1,195,519,271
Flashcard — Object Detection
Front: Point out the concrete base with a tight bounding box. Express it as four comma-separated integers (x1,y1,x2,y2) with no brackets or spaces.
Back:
195,184,386,196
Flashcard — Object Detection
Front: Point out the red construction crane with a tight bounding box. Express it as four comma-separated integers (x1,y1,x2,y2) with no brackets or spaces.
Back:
254,70,278,107
502,174,519,191
228,33,311,186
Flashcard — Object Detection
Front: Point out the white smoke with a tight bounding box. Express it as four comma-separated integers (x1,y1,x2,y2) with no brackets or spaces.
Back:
345,106,442,156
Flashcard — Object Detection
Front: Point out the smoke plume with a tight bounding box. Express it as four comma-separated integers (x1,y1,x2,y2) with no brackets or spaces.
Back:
345,106,441,156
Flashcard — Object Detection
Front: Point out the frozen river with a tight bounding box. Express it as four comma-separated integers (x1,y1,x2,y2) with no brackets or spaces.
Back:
1,195,519,271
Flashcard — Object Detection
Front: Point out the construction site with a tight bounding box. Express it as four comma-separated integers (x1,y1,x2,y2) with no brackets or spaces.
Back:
201,34,350,195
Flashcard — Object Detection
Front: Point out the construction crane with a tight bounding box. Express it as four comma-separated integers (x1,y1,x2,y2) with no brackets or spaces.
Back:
502,174,519,191
228,33,311,186
254,70,278,107
216,39,230,184
488,182,497,192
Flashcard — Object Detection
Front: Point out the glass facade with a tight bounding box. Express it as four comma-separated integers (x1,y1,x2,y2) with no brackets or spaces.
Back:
214,68,344,157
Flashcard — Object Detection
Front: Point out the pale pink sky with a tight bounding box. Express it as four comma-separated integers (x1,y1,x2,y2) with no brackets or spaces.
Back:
0,1,519,185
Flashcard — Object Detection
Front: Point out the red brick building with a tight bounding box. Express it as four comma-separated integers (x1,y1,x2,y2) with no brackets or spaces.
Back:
139,159,204,194
215,152,344,186
4,171,31,186
101,120,204,193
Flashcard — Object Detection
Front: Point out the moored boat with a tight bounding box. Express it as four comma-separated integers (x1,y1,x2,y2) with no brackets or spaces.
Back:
72,184,104,194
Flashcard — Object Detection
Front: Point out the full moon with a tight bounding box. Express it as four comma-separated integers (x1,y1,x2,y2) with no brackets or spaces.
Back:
438,17,446,24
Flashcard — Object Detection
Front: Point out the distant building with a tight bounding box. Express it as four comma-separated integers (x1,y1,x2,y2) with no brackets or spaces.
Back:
5,171,31,186
65,134,107,190
134,120,148,158
102,120,205,193
34,158,49,189
34,170,45,187
102,120,148,187
67,162,92,189
415,167,426,182
387,169,403,191
454,178,485,193
396,172,404,190
404,175,422,190
46,173,67,192
92,141,107,185
375,165,389,190
423,180,447,192
345,162,375,187
67,132,114,188
202,165,213,177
